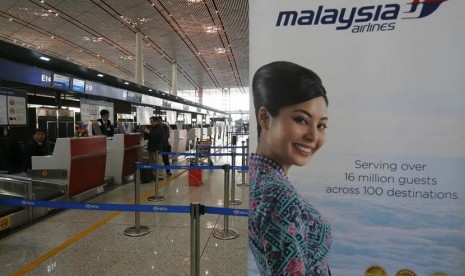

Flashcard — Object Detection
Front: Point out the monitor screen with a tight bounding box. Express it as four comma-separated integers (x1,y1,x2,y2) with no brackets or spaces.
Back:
72,78,85,93
53,73,70,90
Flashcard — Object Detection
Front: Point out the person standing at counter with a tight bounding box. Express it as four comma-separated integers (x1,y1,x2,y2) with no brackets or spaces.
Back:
144,116,165,180
23,128,50,172
161,119,172,176
96,109,114,137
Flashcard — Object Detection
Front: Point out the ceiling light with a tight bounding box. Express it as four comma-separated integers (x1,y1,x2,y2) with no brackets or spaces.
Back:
39,56,50,61
215,47,226,54
97,74,104,77
204,26,218,33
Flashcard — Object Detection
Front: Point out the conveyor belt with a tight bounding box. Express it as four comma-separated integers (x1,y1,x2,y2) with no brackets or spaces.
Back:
0,194,24,217
0,174,64,219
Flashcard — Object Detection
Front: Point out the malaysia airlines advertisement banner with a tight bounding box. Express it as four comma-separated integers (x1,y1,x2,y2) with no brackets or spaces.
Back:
249,1,464,275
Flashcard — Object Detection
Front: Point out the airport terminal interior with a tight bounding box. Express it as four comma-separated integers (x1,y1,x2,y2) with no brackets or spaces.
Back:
0,0,250,275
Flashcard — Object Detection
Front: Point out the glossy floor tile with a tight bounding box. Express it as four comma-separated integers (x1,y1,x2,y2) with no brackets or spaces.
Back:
0,150,249,276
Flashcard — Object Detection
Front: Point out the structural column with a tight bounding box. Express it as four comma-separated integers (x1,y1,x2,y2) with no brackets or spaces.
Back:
135,32,144,85
171,63,177,96
198,88,203,105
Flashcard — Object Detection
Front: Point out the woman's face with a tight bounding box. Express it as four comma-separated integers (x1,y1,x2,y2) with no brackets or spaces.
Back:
258,96,328,173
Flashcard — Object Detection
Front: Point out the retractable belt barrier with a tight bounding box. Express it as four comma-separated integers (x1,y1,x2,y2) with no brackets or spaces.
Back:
0,198,248,216
196,146,242,149
0,198,248,276
158,151,247,157
226,132,249,135
137,164,248,171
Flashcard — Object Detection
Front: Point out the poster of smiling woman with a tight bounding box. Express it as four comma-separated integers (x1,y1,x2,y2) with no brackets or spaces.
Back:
248,1,465,275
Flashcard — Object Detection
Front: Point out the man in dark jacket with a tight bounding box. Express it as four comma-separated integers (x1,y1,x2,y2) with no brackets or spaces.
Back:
144,116,165,180
23,128,50,171
95,109,114,137
161,119,172,176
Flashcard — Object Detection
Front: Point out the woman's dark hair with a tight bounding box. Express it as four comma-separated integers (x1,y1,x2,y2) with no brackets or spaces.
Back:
252,61,328,137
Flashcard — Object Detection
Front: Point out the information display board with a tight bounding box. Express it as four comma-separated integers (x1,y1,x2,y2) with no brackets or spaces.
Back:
52,73,70,90
71,78,85,93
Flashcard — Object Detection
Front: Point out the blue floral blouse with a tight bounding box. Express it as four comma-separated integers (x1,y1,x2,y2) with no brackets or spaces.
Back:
248,154,332,276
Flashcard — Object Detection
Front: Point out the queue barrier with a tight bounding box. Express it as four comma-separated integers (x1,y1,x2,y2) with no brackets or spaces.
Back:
0,198,248,276
0,198,248,216
196,146,243,149
137,164,247,171
226,132,249,135
158,151,247,157
237,139,249,186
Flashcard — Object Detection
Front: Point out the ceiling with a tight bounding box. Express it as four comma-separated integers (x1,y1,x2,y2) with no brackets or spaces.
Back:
0,0,249,95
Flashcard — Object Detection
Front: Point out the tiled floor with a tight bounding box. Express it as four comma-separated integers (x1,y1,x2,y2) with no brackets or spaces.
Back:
0,150,249,275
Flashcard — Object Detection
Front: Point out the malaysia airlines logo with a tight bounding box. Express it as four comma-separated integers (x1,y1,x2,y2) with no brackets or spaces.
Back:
275,0,448,33
404,0,448,19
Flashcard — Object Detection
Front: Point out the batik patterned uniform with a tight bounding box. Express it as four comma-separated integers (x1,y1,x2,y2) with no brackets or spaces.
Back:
248,154,332,276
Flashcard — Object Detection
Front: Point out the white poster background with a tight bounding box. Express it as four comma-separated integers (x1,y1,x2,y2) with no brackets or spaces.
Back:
250,1,465,275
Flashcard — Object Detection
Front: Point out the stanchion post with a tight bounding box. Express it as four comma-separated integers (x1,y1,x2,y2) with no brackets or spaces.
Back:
148,152,166,202
237,140,247,186
190,203,203,276
245,138,249,186
26,179,34,221
195,138,200,165
213,164,239,240
230,149,241,205
125,162,150,236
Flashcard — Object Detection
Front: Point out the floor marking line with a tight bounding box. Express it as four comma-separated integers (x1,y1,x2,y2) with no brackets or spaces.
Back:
12,211,121,275
12,169,187,275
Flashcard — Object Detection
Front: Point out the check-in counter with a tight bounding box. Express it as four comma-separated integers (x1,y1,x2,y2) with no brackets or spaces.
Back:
106,134,143,185
188,128,201,150
171,129,188,153
201,127,208,140
195,128,201,141
32,136,107,198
